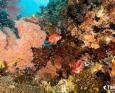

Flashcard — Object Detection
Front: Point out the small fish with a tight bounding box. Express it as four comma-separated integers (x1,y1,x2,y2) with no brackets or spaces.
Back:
48,34,62,44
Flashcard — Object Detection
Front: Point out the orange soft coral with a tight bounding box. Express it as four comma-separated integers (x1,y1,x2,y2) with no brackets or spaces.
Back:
0,20,46,73
16,19,46,48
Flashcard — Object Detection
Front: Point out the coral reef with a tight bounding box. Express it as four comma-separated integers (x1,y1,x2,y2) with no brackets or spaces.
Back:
33,0,114,92
0,0,114,93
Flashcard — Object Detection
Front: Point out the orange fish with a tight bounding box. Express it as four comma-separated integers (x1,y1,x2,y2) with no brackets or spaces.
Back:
48,34,62,44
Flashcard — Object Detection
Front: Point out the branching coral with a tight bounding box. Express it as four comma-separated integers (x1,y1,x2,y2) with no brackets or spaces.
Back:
0,20,46,73
74,70,101,93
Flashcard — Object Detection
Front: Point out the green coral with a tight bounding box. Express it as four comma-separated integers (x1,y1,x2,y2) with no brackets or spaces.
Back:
0,10,19,38
37,0,67,25
0,0,18,39
0,0,7,8
0,10,15,29
0,0,15,29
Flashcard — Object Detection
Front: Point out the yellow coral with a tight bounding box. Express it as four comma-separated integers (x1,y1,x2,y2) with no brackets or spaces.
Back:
90,63,103,74
41,81,52,92
56,76,75,93
96,7,104,18
0,60,5,69
7,61,17,67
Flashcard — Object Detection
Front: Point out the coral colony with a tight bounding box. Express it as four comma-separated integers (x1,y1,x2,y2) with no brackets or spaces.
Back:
0,0,115,93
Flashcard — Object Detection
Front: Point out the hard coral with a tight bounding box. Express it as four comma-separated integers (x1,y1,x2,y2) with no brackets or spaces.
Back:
74,70,101,93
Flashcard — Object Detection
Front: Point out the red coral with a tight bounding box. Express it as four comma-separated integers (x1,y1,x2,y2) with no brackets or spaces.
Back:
69,60,84,74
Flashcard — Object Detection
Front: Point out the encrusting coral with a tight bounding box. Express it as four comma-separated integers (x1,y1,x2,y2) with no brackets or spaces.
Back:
0,19,46,72
74,70,101,93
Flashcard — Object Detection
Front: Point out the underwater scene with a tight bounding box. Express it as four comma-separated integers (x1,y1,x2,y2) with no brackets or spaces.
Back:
0,0,115,93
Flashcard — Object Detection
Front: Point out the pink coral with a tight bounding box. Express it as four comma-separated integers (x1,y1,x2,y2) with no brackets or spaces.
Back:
0,20,46,72
69,60,84,74
16,20,46,48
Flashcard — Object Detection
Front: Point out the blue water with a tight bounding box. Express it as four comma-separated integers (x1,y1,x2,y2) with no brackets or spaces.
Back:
18,0,49,17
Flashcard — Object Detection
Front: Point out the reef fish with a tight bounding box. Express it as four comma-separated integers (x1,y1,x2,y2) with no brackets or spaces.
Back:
48,34,62,44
